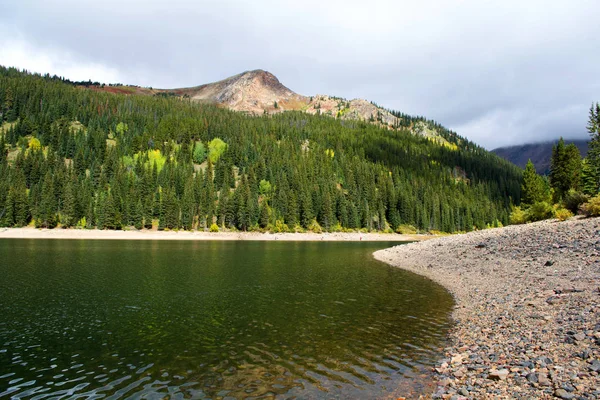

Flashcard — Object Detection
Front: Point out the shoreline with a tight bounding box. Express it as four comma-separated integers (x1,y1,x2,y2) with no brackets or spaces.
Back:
0,227,430,242
374,217,600,399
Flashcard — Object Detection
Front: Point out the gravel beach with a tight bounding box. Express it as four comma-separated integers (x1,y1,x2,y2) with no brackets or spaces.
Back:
374,217,600,399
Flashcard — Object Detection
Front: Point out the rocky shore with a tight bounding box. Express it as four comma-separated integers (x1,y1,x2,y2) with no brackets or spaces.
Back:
374,217,600,399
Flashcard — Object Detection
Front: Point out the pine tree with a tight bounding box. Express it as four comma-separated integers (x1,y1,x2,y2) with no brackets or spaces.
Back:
285,192,298,227
2,86,15,122
586,103,600,194
37,172,57,228
0,67,526,234
2,189,14,227
204,162,216,227
320,190,334,231
581,158,599,196
86,198,95,228
181,179,195,230
10,171,30,227
247,191,258,229
61,179,76,227
521,160,549,207
550,138,582,201
259,200,270,229
134,200,144,230
103,192,119,230
300,190,313,228
0,135,7,165
565,143,582,191
162,188,179,230
336,194,348,228
143,196,154,229
96,193,106,229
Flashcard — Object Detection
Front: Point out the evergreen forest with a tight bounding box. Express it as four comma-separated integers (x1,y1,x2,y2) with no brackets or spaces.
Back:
0,66,524,233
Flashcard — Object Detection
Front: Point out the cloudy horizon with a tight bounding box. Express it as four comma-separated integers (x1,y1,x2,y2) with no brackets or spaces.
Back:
1,0,598,150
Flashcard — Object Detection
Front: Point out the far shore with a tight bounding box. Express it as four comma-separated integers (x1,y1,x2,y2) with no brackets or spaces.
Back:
0,227,432,242
375,217,600,399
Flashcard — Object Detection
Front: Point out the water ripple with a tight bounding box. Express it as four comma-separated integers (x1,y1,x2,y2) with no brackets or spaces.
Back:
0,240,453,399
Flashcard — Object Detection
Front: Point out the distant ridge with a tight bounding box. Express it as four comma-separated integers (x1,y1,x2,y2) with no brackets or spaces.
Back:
492,139,589,174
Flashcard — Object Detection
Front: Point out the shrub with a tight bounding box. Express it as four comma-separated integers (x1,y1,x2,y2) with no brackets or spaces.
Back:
77,217,87,229
527,201,554,222
331,222,344,232
396,224,417,234
272,219,290,233
563,190,589,214
580,194,600,217
209,223,219,232
554,208,573,221
509,206,528,225
307,219,323,233
292,224,306,233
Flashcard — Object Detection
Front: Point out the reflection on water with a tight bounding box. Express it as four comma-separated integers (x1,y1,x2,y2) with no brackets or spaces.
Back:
0,240,453,399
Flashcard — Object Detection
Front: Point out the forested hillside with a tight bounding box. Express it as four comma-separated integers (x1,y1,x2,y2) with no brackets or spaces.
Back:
0,66,522,233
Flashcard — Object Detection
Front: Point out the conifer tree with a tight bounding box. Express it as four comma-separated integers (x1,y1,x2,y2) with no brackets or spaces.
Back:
143,196,154,229
37,172,57,228
61,179,76,227
134,200,144,230
550,138,582,201
259,200,269,229
581,158,599,196
285,192,298,227
103,192,119,230
204,162,216,227
300,190,313,229
586,103,600,194
2,189,15,227
0,135,7,165
320,190,335,231
181,179,195,230
521,160,549,206
162,188,179,230
85,199,95,228
0,67,525,232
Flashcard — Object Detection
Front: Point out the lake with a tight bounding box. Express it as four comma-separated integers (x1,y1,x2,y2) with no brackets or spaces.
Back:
0,240,453,399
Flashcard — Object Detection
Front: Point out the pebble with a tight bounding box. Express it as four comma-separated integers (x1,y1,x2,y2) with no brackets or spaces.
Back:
374,217,600,398
555,388,575,399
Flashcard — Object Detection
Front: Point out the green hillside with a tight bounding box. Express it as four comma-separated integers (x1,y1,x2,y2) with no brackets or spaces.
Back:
0,66,522,232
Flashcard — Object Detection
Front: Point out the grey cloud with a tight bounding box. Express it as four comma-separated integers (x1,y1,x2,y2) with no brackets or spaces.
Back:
1,0,599,149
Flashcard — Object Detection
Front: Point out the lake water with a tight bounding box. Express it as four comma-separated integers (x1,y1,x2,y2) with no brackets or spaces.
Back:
0,240,453,399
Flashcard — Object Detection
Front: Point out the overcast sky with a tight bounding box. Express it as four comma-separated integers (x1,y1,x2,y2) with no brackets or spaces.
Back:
1,0,598,149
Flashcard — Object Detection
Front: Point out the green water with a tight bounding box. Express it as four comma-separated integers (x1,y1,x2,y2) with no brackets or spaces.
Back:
0,240,453,399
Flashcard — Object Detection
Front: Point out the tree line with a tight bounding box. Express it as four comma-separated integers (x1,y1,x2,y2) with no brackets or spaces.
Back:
0,66,524,233
513,103,600,222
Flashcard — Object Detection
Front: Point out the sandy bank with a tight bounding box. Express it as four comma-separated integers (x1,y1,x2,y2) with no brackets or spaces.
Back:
0,227,429,242
374,217,600,399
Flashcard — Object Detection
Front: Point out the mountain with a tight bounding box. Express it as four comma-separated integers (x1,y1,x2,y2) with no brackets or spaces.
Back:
492,139,589,174
162,70,403,125
160,70,306,113
93,70,409,131
0,65,523,233
92,70,468,147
